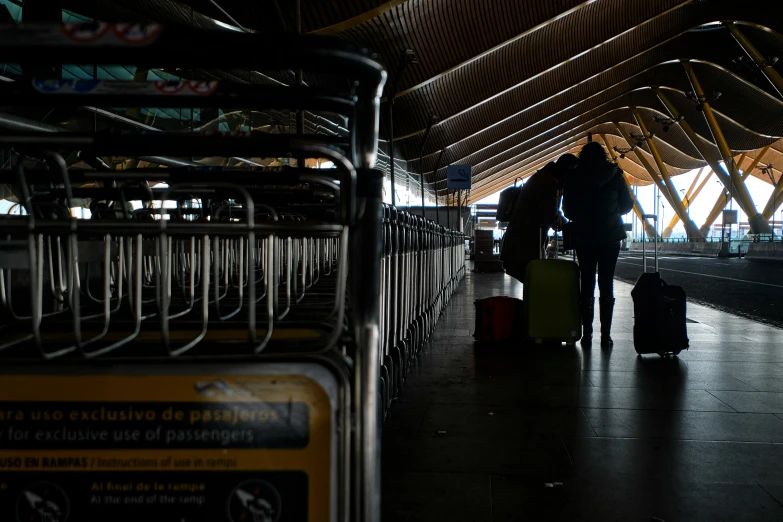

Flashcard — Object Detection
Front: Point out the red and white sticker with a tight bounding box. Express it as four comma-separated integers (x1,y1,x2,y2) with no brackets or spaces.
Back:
154,80,187,94
62,22,109,42
112,23,162,44
187,81,219,95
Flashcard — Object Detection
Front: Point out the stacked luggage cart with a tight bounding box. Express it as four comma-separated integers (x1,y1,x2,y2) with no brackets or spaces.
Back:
380,208,465,411
0,22,464,522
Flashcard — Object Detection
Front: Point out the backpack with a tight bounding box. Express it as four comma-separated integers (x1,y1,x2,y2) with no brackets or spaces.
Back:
495,178,522,223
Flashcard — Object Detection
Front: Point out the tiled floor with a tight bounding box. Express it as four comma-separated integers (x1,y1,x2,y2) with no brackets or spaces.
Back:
381,270,783,521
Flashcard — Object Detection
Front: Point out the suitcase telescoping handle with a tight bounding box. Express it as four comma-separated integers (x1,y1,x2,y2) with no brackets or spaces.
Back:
642,213,658,273
539,226,558,260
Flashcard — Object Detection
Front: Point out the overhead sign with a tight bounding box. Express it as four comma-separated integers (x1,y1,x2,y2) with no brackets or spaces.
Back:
0,368,336,521
447,164,472,190
723,209,738,225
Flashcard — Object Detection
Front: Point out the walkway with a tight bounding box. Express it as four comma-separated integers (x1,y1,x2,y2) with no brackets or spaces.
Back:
381,270,783,521
615,254,783,328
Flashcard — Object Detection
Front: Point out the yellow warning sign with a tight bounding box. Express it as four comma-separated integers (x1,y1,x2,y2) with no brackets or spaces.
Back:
0,372,333,521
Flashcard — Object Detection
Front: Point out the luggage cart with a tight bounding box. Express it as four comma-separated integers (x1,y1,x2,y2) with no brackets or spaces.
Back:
378,208,466,409
0,22,388,522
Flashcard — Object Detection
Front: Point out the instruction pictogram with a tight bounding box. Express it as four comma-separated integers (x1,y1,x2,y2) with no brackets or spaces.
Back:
187,81,219,95
154,81,186,95
16,482,69,522
227,480,282,522
62,23,109,43
112,24,162,44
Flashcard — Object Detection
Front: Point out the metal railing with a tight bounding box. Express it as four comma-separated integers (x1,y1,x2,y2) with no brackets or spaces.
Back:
633,236,783,243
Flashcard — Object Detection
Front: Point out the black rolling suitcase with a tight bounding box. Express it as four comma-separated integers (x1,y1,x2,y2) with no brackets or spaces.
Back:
631,214,689,356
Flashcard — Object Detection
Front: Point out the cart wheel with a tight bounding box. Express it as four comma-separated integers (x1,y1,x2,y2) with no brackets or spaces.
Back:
672,350,682,356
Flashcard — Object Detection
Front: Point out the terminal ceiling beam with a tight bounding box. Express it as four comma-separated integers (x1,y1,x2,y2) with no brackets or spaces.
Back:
309,0,407,35
628,109,705,240
697,150,771,236
465,136,587,202
680,61,772,234
739,146,771,183
725,22,783,99
653,87,771,233
615,121,679,210
615,121,683,219
601,133,657,238
665,168,714,237
762,173,783,221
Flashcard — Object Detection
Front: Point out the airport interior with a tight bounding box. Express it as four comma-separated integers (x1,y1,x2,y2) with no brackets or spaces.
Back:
1,0,783,520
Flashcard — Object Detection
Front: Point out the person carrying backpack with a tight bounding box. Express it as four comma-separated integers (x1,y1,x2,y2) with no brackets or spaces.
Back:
500,154,576,282
562,142,633,347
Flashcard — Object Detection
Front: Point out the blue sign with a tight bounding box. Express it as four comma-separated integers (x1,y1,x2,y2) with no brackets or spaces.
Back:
73,80,100,93
32,79,71,93
446,164,472,190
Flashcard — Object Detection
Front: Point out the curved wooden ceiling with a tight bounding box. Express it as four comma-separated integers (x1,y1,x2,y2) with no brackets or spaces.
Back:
299,0,783,202
45,0,783,202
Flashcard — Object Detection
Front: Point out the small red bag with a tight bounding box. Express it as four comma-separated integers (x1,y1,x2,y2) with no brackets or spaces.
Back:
473,296,523,341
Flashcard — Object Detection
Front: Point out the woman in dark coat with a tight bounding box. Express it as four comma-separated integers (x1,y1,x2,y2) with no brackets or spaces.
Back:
500,154,576,282
562,142,634,347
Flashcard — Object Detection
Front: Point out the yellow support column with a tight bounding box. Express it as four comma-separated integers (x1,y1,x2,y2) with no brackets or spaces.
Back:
698,150,770,236
663,166,704,237
726,23,783,99
601,134,657,237
762,172,783,221
680,61,771,234
666,169,714,234
629,109,705,240
701,189,731,238
653,87,771,235
654,88,732,185
684,167,706,202
615,122,678,207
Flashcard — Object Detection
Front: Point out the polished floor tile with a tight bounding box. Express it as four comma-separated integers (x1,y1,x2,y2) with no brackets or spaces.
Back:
726,375,783,393
382,472,492,522
584,369,758,391
582,408,783,442
381,271,783,521
707,390,783,414
564,437,783,485
383,400,429,435
419,403,596,438
491,475,783,522
760,484,783,507
577,387,736,412
383,431,574,477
